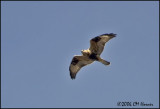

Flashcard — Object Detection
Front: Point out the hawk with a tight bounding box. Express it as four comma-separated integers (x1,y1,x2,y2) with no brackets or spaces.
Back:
69,33,116,79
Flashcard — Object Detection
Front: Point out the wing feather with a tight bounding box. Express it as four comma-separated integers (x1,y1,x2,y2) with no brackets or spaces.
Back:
69,55,94,79
89,33,116,55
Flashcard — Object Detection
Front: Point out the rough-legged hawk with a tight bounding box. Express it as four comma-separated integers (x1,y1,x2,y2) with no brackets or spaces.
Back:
69,33,116,79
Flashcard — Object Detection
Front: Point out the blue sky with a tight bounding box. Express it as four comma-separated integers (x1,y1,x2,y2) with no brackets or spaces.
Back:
1,1,159,108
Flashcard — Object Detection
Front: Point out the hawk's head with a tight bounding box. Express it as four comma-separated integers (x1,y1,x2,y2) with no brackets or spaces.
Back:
81,49,91,56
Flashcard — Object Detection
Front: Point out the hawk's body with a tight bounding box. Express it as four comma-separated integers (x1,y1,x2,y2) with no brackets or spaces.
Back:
69,33,116,79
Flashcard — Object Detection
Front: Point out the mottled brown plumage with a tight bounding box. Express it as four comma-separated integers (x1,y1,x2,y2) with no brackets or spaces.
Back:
69,33,116,79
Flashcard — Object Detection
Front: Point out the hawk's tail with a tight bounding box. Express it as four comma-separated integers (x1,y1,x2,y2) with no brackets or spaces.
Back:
100,59,110,66
97,56,110,66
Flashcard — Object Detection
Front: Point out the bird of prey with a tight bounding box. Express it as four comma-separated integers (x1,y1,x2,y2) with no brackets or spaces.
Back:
69,33,116,79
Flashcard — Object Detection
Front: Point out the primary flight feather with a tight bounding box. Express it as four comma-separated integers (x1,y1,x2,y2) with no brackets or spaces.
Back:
69,33,116,79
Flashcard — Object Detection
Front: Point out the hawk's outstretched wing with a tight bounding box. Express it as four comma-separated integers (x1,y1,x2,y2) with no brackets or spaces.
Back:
69,55,94,79
89,33,116,55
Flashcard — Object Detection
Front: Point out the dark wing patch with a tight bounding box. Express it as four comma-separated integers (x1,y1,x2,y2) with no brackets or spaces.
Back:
71,57,79,65
69,56,94,79
89,33,116,55
91,36,101,42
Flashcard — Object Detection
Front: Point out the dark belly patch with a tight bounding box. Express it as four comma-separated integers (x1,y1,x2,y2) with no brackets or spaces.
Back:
89,53,98,60
71,57,79,65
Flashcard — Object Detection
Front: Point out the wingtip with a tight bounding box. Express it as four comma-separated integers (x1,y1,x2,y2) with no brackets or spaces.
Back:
111,33,117,37
71,78,75,80
102,33,117,37
71,76,76,80
70,72,76,80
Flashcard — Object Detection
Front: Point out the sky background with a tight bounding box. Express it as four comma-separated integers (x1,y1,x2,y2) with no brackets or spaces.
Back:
1,1,159,108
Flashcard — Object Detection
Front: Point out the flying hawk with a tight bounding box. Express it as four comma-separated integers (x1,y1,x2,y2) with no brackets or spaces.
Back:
69,33,116,79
